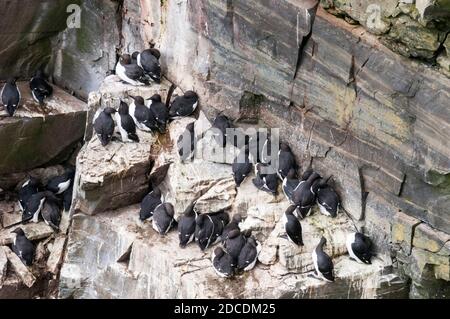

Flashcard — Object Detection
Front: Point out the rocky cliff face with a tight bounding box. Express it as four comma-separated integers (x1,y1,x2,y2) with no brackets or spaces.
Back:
0,0,448,298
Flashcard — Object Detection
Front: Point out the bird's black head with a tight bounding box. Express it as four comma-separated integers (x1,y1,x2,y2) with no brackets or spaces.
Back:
285,205,297,216
6,77,17,85
213,247,225,259
242,229,252,238
301,167,313,180
35,69,46,78
286,168,296,179
148,94,162,103
186,122,195,133
103,107,117,115
64,166,76,179
184,91,198,100
129,95,145,105
148,48,161,59
280,143,291,152
247,237,257,247
231,213,242,224
319,236,327,247
308,171,322,184
131,51,140,60
12,227,25,236
164,203,175,217
118,101,129,115
233,174,245,187
151,187,162,199
227,229,240,239
26,176,40,187
120,54,132,65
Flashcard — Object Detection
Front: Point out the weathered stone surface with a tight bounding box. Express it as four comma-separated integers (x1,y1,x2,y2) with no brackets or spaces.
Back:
46,236,67,276
49,0,120,100
2,247,36,288
413,223,450,255
0,223,54,246
0,248,7,285
391,211,422,254
0,165,65,192
193,177,237,214
320,0,450,65
0,82,87,175
59,205,407,299
73,132,154,215
0,0,76,80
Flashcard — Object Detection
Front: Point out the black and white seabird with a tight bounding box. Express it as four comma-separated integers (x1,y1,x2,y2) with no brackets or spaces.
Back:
129,95,157,132
277,143,296,180
247,132,272,164
11,228,35,266
115,101,139,143
346,232,373,264
18,177,40,212
282,205,304,246
312,236,335,282
168,91,199,118
232,148,253,187
316,178,340,218
237,236,261,271
93,107,117,146
178,201,197,248
291,170,321,218
212,114,233,147
195,211,229,251
40,191,61,231
1,77,20,116
62,183,73,213
223,229,246,262
211,247,235,278
148,94,169,133
282,168,301,203
22,192,46,223
139,188,163,222
29,70,53,105
46,167,75,195
177,122,195,162
137,49,161,83
116,54,148,86
252,163,278,194
152,202,175,235
219,213,242,243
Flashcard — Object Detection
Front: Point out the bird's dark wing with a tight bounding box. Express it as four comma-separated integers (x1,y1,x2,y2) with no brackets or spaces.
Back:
121,114,137,134
286,215,302,244
124,64,145,80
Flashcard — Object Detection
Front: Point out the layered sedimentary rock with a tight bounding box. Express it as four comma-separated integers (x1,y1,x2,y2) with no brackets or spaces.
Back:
60,109,408,298
73,76,182,216
0,82,87,175
0,0,77,80
116,0,449,297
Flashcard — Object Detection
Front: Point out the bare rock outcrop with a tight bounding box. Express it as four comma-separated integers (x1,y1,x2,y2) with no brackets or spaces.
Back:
0,82,87,175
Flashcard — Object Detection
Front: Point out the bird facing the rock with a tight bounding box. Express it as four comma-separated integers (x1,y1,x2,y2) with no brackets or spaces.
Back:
18,177,41,212
346,232,373,264
312,236,335,282
139,188,163,222
29,69,53,105
1,77,20,116
178,201,197,248
93,107,117,146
